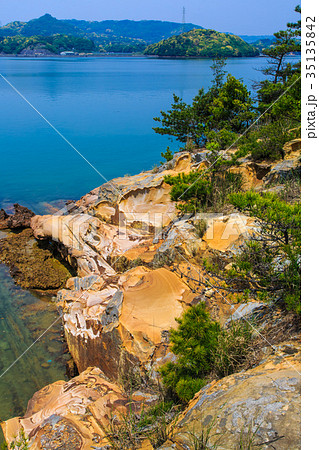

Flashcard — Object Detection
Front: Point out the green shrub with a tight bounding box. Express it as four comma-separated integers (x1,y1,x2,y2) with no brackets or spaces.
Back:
250,120,296,161
175,378,207,403
228,191,301,313
160,302,253,402
165,168,242,213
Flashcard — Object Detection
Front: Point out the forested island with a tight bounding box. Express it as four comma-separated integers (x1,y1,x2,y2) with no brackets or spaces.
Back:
144,29,259,57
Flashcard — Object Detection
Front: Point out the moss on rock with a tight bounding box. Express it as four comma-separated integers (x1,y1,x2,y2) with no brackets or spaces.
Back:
0,229,72,292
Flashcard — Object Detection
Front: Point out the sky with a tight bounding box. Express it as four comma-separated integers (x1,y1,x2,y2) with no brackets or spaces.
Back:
0,0,299,35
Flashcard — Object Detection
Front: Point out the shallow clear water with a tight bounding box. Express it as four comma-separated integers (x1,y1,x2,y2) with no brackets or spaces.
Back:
0,261,67,423
0,56,299,213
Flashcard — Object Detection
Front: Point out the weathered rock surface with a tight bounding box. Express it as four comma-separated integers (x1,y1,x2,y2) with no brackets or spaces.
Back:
230,160,272,190
203,213,256,253
283,137,301,159
30,151,209,277
57,266,195,381
0,203,35,229
1,366,151,449
228,138,301,191
155,212,256,263
31,213,152,277
76,150,209,227
160,341,301,450
264,156,301,185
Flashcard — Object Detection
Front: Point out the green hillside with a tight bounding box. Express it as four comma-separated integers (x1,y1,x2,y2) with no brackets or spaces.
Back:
144,29,259,57
0,14,202,44
0,35,95,55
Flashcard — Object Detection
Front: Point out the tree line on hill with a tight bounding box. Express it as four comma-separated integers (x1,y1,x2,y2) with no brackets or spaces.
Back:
0,13,279,56
0,14,202,55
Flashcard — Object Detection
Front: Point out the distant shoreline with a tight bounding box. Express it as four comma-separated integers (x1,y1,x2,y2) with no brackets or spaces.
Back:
0,53,300,59
0,53,145,58
0,53,263,59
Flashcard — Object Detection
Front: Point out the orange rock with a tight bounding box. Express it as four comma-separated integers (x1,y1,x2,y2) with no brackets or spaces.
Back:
2,367,132,449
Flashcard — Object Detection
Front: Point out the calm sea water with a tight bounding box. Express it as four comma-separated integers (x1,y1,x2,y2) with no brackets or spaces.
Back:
0,56,299,214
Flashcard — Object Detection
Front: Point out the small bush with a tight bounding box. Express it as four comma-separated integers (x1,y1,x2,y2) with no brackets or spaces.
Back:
207,129,239,149
165,168,242,213
160,302,253,402
175,378,207,403
250,121,295,161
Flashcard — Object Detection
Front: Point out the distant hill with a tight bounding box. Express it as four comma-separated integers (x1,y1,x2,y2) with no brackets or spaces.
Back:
238,34,274,44
238,35,275,52
144,29,259,58
0,14,202,44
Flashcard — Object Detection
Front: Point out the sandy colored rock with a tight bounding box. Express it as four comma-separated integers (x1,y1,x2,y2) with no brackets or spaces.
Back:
160,341,301,450
283,137,301,159
119,266,194,348
58,267,195,381
203,213,256,253
1,367,142,449
76,150,209,228
31,213,153,277
230,160,272,190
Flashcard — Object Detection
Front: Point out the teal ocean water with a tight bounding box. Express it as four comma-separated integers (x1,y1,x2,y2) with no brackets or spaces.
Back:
0,56,298,214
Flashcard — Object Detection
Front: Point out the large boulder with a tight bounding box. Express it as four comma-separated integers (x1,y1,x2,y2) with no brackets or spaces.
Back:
1,367,151,449
0,203,35,229
160,340,301,450
58,266,195,381
31,213,152,277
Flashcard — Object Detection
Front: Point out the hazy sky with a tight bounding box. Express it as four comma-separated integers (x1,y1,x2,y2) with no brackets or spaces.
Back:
1,0,299,35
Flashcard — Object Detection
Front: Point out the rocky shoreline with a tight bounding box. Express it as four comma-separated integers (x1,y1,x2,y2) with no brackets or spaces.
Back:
0,144,301,449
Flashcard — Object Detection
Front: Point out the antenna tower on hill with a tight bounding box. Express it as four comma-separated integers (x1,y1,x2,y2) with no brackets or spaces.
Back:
182,7,186,32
